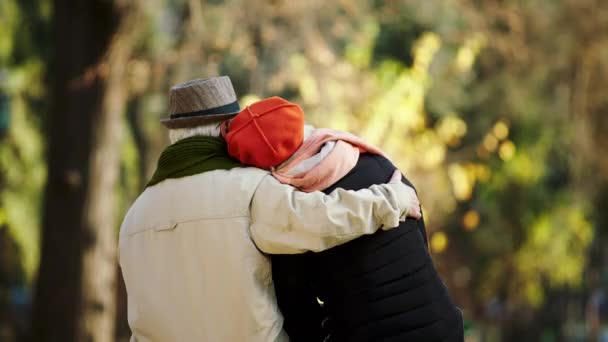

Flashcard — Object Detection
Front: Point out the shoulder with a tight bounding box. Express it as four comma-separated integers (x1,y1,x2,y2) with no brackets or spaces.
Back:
358,153,395,170
326,154,396,191
120,167,270,237
355,154,417,190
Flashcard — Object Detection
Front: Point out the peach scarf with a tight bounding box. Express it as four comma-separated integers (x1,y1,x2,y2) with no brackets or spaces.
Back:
272,128,387,192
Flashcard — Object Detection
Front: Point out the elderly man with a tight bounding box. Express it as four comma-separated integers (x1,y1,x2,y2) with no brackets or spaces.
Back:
118,76,421,341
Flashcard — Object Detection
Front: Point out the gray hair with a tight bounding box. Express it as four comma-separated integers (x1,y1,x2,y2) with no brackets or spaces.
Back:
169,121,223,144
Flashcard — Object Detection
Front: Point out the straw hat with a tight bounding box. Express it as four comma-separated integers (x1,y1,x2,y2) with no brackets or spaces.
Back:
161,76,240,129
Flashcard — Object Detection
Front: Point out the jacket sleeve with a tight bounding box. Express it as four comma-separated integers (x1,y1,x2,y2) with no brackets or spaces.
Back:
249,175,412,254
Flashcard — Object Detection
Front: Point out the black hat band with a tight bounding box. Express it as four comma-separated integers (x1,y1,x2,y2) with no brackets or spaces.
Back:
170,101,240,120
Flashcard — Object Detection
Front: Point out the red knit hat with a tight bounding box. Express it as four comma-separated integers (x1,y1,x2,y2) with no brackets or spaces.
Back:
223,97,304,168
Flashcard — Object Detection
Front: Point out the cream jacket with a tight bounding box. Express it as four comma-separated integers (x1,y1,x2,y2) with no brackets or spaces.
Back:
119,167,413,342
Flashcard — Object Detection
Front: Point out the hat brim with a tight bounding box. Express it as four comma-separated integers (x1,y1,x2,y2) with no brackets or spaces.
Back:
160,112,239,129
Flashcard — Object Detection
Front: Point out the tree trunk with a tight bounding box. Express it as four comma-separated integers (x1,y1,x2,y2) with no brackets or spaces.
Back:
32,1,141,341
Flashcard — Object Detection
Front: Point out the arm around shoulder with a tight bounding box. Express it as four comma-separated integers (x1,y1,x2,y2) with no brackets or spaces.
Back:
249,174,415,254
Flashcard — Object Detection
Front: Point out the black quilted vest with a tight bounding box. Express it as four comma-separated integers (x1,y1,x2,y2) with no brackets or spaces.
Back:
272,154,464,342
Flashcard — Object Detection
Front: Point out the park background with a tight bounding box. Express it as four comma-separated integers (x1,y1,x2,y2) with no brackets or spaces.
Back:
1,0,608,341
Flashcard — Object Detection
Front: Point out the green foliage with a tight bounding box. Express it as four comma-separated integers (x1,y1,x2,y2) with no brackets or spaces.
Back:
0,98,45,278
0,0,49,280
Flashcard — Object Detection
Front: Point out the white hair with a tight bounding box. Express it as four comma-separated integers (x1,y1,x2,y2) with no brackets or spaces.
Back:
169,122,223,144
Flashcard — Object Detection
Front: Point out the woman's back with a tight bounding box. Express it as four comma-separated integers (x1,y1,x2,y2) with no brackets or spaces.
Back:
272,154,463,342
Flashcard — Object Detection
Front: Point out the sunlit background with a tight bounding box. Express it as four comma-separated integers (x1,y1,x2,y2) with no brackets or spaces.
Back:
1,0,608,341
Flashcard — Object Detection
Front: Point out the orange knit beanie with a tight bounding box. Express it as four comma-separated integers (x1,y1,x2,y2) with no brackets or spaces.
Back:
223,97,304,168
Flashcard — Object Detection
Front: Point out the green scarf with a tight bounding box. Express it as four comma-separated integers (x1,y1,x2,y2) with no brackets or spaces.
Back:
147,136,242,187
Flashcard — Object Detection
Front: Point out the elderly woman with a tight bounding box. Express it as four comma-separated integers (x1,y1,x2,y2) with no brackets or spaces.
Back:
223,96,464,342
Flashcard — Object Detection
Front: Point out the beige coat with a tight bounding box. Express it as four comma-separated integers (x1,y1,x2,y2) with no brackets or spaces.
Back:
119,167,413,342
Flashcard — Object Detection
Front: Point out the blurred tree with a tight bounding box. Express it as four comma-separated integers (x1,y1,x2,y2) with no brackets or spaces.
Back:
31,1,143,341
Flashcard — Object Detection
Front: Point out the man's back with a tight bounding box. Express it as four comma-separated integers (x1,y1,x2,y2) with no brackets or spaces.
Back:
272,154,464,342
119,167,289,342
